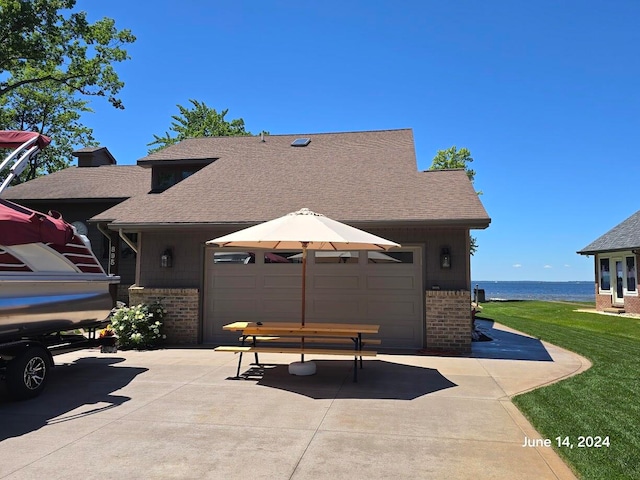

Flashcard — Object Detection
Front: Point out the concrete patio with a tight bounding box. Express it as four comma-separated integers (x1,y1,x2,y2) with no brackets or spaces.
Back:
0,321,590,480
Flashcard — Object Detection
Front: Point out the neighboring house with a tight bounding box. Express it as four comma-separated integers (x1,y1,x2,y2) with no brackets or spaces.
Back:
1,146,151,301
578,210,640,315
90,129,491,353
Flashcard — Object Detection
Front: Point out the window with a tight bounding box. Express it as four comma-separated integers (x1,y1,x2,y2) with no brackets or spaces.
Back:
151,166,204,193
212,251,303,264
368,251,414,264
626,256,637,292
265,251,301,263
600,258,611,290
213,252,255,264
314,251,360,264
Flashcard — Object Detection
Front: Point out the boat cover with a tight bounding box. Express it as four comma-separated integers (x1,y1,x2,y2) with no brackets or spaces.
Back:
0,198,74,247
0,131,51,149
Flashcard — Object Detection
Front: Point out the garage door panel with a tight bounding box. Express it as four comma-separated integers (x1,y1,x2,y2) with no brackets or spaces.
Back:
367,298,417,317
366,275,416,290
213,297,258,314
312,275,361,289
309,297,361,318
263,274,302,288
262,298,301,314
377,323,420,348
213,275,257,289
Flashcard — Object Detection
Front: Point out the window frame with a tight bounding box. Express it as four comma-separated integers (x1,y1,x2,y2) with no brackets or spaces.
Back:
625,255,637,295
599,256,611,292
598,253,638,296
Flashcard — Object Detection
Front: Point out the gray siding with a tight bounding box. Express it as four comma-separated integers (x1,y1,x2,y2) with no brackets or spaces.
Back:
136,225,471,291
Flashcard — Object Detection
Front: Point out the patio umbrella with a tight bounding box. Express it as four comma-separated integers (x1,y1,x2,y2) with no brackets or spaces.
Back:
207,207,400,326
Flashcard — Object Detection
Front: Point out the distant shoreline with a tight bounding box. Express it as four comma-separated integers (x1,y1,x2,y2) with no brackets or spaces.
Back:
472,280,592,283
472,280,594,302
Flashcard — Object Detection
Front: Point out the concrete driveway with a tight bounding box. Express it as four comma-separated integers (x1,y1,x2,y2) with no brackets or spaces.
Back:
0,321,589,480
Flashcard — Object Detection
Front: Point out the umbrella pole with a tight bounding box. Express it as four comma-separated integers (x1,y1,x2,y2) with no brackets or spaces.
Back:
301,242,308,362
301,243,307,327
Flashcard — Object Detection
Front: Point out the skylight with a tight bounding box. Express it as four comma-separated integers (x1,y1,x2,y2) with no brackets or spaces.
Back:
291,138,311,147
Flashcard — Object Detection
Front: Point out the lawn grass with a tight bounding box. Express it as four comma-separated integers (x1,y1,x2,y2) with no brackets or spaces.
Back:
478,301,640,480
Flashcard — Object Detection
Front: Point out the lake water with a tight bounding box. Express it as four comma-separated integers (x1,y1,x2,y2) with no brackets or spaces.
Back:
471,281,595,302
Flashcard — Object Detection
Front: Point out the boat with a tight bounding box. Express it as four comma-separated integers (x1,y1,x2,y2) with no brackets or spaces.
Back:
0,131,119,399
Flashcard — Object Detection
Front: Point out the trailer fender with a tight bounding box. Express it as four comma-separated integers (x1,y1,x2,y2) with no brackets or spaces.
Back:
0,340,54,365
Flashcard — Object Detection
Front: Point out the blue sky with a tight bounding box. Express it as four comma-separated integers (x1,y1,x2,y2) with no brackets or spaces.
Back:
78,0,640,281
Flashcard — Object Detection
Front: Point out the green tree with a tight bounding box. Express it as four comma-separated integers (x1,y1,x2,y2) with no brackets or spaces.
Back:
429,146,476,183
429,146,481,254
0,0,135,183
0,77,97,182
148,100,254,153
0,0,136,109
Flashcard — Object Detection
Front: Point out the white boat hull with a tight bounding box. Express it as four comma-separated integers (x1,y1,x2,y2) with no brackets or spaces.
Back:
0,274,119,341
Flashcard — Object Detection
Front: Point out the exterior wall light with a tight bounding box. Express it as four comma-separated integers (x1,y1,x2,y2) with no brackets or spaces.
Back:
161,248,173,268
440,247,451,269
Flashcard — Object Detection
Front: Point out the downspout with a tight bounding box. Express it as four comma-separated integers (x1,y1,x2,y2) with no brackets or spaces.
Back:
96,223,113,275
118,229,138,254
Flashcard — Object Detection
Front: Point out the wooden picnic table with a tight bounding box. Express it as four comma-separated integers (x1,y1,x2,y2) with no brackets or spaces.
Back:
216,322,380,381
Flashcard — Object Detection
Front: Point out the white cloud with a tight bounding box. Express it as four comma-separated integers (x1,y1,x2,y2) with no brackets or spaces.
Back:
513,264,522,268
564,264,571,268
544,265,553,269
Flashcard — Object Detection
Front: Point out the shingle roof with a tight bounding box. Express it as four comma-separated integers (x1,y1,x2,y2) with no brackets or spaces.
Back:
92,129,491,228
578,210,640,254
1,165,151,200
73,146,109,154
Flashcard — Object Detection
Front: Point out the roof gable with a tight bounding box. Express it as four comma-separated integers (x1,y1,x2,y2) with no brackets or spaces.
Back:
578,210,640,254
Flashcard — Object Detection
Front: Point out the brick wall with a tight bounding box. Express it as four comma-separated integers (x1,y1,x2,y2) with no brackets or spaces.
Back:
596,293,612,311
623,295,640,314
425,290,471,354
128,286,199,344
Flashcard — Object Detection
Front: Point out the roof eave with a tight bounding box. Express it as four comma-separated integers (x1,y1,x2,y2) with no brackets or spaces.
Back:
5,197,131,203
136,158,218,167
577,246,640,256
97,217,491,231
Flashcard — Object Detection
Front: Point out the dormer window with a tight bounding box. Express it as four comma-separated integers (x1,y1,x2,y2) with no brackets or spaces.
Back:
151,165,202,193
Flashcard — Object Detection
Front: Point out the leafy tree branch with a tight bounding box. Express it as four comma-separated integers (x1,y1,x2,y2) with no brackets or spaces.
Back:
148,100,256,153
429,145,482,254
0,0,134,183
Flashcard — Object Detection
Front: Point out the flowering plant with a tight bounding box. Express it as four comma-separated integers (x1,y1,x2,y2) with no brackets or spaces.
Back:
99,325,115,338
110,301,166,350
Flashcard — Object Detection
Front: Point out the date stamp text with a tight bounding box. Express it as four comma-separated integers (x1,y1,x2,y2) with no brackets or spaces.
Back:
522,435,610,449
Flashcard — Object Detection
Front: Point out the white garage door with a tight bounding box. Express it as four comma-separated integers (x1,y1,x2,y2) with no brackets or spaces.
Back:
203,247,424,349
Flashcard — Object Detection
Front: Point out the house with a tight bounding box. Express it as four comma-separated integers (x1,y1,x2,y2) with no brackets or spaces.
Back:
1,146,150,300
578,211,640,314
3,129,491,353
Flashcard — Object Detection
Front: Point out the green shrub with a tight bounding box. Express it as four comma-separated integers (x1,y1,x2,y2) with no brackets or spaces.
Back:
110,301,166,350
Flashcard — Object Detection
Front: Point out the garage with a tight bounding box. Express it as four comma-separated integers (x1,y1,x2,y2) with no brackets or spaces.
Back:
203,246,424,349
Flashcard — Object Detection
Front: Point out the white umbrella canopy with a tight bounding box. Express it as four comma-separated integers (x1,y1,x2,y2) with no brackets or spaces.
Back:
207,208,400,251
207,208,401,326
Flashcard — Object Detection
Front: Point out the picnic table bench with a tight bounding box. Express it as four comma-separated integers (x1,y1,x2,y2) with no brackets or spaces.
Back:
216,322,380,382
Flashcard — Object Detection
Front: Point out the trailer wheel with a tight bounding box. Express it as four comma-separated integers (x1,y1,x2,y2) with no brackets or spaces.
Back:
6,346,51,400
